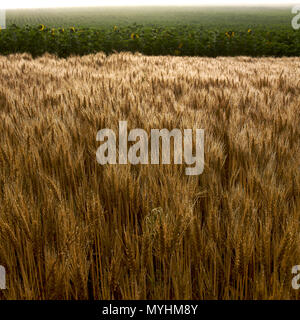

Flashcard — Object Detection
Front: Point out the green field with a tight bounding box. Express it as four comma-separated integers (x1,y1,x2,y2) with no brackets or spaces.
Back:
6,6,294,29
1,6,299,57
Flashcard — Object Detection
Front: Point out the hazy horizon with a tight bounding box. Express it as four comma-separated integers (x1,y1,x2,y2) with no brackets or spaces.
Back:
1,1,299,10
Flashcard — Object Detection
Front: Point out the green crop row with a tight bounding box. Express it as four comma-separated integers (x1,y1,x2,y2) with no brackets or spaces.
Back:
0,24,299,58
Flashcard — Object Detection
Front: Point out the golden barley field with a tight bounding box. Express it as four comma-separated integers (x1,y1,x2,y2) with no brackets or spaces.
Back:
0,52,299,300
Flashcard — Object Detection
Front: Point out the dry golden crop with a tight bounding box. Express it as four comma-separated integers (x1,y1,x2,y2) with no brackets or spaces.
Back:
0,52,299,300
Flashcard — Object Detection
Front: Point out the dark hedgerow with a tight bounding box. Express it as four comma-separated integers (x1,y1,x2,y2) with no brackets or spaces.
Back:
0,24,300,58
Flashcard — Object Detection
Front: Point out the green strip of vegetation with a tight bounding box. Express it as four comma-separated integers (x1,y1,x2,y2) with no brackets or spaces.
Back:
0,24,299,58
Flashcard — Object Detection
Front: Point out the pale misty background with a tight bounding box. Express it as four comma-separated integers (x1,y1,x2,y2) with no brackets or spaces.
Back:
0,0,299,9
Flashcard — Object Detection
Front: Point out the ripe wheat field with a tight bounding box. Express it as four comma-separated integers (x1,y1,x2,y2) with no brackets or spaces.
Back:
0,53,299,300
